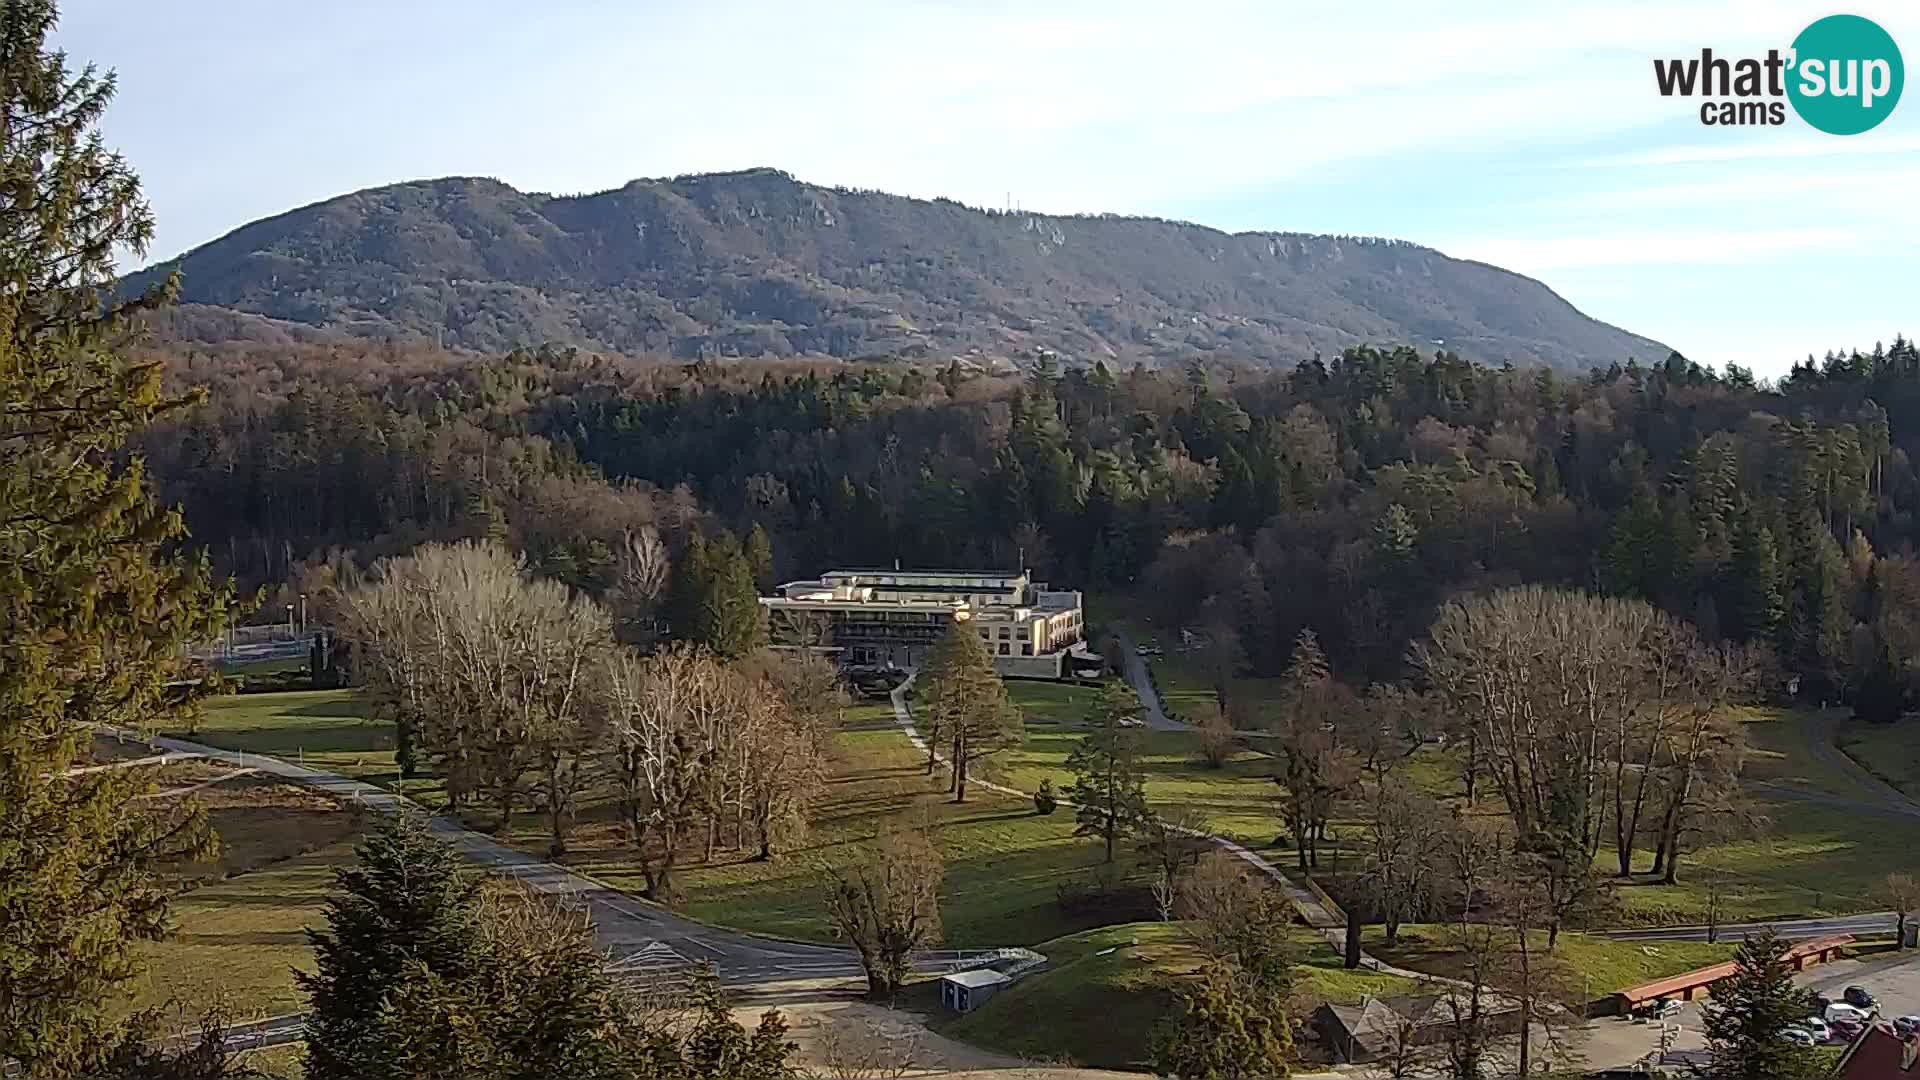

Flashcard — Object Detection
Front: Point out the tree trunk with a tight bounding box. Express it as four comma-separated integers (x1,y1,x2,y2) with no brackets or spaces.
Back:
494,787,514,835
1344,906,1362,970
955,756,969,803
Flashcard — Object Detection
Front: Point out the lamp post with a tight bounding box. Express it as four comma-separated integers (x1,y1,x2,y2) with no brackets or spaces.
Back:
299,593,308,635
286,603,294,639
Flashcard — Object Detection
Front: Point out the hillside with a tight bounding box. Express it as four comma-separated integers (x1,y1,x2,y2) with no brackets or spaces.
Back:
124,168,1666,369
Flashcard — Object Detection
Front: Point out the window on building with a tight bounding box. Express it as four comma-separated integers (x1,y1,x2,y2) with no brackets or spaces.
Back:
998,643,1010,655
1021,644,1033,656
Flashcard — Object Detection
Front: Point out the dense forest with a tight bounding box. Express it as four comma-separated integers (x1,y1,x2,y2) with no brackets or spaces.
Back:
142,335,1920,703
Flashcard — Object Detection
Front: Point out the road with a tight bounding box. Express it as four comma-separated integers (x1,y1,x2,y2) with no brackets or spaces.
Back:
1106,627,1185,731
130,728,1012,986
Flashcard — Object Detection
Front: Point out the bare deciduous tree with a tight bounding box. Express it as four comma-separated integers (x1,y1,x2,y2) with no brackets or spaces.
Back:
604,646,732,899
1882,872,1920,948
609,525,670,646
1360,775,1446,947
825,818,944,999
1415,587,1757,941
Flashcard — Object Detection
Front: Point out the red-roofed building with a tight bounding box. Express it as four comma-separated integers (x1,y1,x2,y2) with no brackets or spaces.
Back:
1834,1022,1920,1079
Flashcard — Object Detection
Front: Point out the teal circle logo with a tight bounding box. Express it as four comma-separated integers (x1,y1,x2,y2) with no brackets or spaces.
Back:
1787,14,1903,134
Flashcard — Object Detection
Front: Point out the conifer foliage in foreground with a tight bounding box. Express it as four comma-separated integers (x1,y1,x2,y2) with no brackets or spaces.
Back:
300,818,799,1080
0,0,230,1074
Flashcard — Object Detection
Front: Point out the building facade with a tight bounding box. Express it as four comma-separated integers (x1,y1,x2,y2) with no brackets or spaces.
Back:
761,568,1085,678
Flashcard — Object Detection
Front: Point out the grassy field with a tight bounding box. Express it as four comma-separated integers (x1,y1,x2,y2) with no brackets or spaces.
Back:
1366,924,1737,1001
1835,715,1920,799
556,704,1127,947
166,684,1913,949
117,769,366,1021
928,920,1419,1071
1598,709,1909,923
182,690,403,786
127,837,360,1018
994,680,1281,840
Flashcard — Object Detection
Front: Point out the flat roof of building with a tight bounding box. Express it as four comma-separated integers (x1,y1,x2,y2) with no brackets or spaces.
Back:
824,568,1024,579
940,968,1012,988
761,597,963,613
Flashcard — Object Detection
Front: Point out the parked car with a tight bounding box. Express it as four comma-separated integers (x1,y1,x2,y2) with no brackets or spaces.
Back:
1639,998,1684,1021
1779,1027,1817,1047
1845,985,1880,1010
1832,1018,1867,1043
1809,993,1835,1015
1803,1017,1832,1043
1895,1015,1920,1037
1826,1002,1872,1025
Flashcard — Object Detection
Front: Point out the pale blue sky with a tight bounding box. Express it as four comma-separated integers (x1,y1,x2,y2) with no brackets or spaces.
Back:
60,0,1919,376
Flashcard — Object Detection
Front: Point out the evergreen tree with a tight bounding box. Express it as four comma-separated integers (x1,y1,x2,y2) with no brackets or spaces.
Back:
1784,511,1851,679
744,521,775,592
1149,960,1294,1080
1065,680,1153,862
921,619,1021,802
303,821,797,1080
1701,930,1823,1080
699,530,766,658
298,818,488,1080
0,3,230,1073
665,529,710,641
1725,520,1785,642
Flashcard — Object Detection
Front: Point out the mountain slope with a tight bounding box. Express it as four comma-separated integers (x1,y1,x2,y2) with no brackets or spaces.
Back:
124,168,1668,369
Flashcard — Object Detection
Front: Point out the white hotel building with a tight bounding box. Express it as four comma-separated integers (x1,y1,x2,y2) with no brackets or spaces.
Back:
760,568,1085,678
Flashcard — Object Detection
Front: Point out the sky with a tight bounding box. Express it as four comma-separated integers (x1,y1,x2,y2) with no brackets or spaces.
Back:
58,0,1920,378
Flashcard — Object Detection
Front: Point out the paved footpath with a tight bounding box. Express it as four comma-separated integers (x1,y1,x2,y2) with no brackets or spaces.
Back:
886,678,1440,985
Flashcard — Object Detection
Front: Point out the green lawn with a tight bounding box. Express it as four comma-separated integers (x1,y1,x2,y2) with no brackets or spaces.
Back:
183,689,402,786
929,920,1419,1071
995,680,1280,841
1835,715,1920,800
1602,709,1909,923
168,687,1913,943
560,712,1123,947
1366,924,1736,1001
124,833,363,1019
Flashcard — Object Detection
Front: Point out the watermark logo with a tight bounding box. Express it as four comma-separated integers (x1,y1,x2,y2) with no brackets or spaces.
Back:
1653,13,1903,134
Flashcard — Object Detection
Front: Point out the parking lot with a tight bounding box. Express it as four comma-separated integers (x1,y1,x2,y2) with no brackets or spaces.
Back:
1582,946,1920,1070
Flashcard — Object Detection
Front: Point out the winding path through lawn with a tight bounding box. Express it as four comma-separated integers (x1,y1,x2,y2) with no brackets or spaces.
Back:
885,677,1440,984
111,727,1013,986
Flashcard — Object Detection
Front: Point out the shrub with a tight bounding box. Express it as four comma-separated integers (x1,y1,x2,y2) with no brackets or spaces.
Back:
1034,778,1059,815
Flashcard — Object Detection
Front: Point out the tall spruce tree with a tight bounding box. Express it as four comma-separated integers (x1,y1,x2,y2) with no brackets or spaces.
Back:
1701,930,1823,1080
1066,679,1152,862
699,529,765,658
298,818,489,1080
0,2,230,1074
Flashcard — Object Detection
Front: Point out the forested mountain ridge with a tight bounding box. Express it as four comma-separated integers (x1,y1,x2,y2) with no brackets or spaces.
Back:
148,334,1920,709
123,168,1667,370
